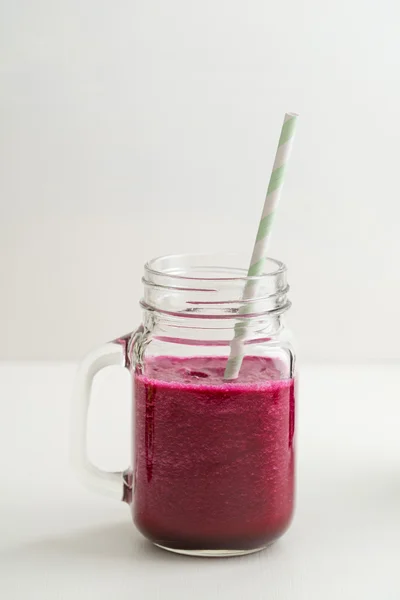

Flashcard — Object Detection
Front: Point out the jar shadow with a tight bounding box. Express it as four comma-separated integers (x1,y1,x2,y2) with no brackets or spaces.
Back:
2,521,261,564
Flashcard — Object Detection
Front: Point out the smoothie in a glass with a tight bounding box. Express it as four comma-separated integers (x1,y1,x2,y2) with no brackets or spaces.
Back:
133,355,295,552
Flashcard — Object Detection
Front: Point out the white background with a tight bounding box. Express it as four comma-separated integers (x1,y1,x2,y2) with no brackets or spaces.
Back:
1,5,400,597
1,0,400,362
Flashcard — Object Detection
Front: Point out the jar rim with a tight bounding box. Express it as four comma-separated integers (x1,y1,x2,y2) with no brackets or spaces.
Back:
144,252,286,283
142,252,290,319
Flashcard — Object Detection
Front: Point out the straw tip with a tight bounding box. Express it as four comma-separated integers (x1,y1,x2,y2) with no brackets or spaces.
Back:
285,112,299,119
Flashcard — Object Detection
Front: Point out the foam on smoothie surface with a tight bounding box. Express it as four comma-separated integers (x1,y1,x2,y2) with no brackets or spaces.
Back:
140,355,287,387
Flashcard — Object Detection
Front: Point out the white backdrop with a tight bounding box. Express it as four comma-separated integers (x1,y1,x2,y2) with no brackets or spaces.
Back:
1,0,399,362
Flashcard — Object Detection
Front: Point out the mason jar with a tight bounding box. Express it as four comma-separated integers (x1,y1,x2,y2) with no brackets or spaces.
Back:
71,252,296,557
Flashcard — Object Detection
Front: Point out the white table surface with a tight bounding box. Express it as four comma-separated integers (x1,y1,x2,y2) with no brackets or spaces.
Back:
0,362,399,600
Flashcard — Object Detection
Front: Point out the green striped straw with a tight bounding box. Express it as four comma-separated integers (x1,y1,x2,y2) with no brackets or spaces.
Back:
224,112,298,380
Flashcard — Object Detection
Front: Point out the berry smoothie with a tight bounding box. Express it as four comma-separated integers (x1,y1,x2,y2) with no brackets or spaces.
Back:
133,356,295,552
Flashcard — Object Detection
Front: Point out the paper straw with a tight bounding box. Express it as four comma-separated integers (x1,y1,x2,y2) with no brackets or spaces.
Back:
224,112,298,380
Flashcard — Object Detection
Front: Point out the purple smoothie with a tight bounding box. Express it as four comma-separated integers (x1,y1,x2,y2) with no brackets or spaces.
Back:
133,355,295,551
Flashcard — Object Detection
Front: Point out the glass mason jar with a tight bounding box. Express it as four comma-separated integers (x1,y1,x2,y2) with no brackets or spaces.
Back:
71,252,296,557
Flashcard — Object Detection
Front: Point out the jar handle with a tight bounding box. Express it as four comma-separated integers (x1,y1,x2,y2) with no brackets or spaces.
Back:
70,335,132,501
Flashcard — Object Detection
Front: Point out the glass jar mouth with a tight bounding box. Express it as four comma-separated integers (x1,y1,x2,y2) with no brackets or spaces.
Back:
142,252,290,319
145,252,286,283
